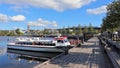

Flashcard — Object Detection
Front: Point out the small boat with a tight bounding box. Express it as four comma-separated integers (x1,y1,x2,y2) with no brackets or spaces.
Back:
7,36,72,53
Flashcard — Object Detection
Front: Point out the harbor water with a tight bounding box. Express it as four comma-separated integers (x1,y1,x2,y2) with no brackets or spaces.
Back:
0,36,61,68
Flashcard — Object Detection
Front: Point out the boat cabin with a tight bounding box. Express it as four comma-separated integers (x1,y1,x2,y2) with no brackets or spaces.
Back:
53,37,70,46
12,36,70,47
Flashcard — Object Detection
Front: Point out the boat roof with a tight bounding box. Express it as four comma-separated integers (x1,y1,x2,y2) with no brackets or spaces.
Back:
54,37,67,40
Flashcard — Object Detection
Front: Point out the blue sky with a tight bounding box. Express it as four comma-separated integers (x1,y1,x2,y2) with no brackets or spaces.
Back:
0,0,113,30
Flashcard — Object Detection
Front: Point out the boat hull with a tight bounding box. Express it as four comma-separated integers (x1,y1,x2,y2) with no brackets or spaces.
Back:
7,44,67,53
7,49,60,58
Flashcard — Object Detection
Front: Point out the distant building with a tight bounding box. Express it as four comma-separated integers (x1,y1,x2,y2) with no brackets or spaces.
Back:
44,28,59,35
56,26,101,36
57,26,101,32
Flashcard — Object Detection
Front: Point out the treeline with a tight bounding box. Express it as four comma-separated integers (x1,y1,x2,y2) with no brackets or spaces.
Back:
39,24,101,36
0,29,23,36
59,24,100,35
102,0,120,32
0,24,101,36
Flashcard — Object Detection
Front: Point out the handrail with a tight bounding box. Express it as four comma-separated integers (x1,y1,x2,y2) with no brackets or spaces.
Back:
101,37,120,50
99,37,120,68
107,39,120,50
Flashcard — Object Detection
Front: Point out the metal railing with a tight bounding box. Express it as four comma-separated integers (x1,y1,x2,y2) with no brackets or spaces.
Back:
99,36,120,68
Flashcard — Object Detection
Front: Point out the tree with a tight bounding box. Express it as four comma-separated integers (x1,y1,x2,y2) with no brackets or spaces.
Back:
77,24,82,35
0,30,8,36
72,26,76,35
67,25,70,34
15,29,23,35
43,29,48,35
83,25,88,33
62,27,66,35
94,30,99,34
59,29,62,34
89,23,94,33
102,0,120,32
7,31,16,36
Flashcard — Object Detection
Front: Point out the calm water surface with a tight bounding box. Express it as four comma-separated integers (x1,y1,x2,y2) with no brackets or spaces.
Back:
0,36,60,68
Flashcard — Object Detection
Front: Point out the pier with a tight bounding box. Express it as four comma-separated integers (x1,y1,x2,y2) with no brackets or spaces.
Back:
34,37,115,68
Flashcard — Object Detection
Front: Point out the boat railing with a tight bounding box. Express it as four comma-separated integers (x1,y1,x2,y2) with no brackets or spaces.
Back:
15,37,46,42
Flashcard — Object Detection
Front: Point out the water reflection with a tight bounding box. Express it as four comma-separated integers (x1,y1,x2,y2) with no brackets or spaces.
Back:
7,52,47,64
0,36,61,68
0,48,61,68
7,49,60,58
0,47,7,55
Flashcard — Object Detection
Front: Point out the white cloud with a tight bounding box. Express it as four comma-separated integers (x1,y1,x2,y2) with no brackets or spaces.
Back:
28,18,58,27
52,21,58,27
10,15,26,22
28,21,44,27
0,14,8,22
10,5,29,13
87,5,107,15
0,13,26,22
0,0,96,11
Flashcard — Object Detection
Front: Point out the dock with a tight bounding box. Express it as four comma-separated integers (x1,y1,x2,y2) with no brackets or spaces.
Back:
34,37,114,68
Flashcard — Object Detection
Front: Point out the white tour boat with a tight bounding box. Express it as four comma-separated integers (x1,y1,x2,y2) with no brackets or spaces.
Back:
7,36,71,53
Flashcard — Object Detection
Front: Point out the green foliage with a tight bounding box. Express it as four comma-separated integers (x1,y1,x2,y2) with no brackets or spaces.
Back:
43,29,48,34
62,27,66,35
0,29,24,36
72,27,76,35
83,25,88,33
0,30,17,36
102,0,120,32
89,23,94,33
94,30,99,34
7,31,16,36
59,29,62,34
76,24,82,35
15,29,23,35
67,25,70,34
0,30,8,36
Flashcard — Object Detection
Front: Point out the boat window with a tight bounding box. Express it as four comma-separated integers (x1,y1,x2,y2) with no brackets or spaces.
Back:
64,40,68,42
57,40,63,43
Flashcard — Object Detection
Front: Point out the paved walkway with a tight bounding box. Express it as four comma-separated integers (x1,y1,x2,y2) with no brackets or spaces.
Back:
34,37,113,68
